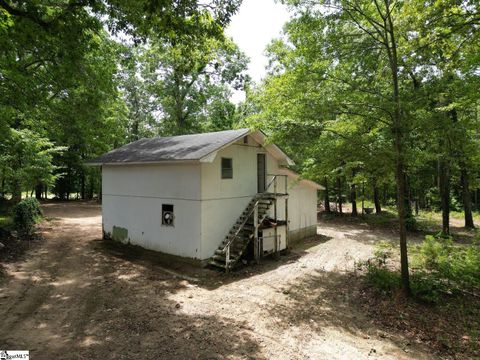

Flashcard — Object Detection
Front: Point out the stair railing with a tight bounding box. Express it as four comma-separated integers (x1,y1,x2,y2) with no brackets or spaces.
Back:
221,175,281,269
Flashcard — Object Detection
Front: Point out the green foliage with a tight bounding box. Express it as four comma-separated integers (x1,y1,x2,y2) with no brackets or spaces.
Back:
415,235,480,291
0,129,65,202
13,198,42,237
365,264,401,295
0,0,246,201
365,235,480,303
139,35,249,135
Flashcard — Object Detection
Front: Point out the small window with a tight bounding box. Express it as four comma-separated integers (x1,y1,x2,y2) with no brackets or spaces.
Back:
221,158,233,179
243,136,248,144
162,204,174,226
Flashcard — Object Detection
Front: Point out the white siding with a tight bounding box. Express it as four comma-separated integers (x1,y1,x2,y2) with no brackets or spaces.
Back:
102,163,202,259
199,136,281,259
286,181,318,232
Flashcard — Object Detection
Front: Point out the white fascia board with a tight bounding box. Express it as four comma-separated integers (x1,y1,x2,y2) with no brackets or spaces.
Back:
86,160,200,166
199,151,217,163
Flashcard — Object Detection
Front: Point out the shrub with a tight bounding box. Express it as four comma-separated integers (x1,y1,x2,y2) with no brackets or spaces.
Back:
410,271,444,303
13,198,43,237
416,234,480,291
364,235,480,303
365,264,401,294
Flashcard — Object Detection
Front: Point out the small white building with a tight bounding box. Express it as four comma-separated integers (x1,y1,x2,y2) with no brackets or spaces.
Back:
88,129,322,270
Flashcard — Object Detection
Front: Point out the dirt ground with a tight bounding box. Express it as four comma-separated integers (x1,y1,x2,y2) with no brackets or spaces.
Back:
0,202,436,359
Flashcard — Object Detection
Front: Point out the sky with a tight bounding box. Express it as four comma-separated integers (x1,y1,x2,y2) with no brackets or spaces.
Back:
225,0,291,102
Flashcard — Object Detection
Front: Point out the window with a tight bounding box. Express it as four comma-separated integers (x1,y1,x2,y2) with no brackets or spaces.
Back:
221,157,233,179
243,136,248,144
162,204,174,226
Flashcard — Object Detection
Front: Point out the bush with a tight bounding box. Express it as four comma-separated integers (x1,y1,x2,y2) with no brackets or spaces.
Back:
13,198,43,237
365,264,401,294
416,234,480,291
363,235,480,303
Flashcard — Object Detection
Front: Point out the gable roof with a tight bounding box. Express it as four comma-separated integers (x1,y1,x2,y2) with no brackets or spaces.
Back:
278,168,325,190
86,129,294,166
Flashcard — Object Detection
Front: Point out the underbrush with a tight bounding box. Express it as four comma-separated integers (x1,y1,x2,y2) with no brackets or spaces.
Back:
363,235,480,303
359,236,480,358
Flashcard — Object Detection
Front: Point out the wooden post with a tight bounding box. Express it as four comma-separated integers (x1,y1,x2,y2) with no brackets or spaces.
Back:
285,175,289,251
274,197,278,257
226,244,230,273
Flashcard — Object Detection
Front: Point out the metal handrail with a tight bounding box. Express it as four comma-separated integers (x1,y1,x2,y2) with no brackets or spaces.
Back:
266,174,288,195
221,174,283,267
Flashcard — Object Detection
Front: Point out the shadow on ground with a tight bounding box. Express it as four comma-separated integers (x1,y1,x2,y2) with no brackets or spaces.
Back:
1,243,265,360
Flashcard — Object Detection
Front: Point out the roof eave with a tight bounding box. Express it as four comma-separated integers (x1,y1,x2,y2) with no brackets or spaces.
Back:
85,159,201,166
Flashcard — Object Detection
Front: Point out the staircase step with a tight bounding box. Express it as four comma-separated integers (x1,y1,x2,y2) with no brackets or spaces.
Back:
209,260,227,269
210,193,280,271
213,254,238,262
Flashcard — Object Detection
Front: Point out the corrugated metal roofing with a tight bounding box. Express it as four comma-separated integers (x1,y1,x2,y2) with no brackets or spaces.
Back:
87,128,250,165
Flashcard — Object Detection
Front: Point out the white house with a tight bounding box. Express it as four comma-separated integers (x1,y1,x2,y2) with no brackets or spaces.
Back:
87,129,323,270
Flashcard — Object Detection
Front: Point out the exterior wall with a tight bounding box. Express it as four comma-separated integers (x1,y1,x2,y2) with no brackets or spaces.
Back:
200,135,282,259
102,163,203,259
285,180,318,242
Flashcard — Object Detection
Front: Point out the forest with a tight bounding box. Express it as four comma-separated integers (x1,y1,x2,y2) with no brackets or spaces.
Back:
0,0,480,359
1,0,480,310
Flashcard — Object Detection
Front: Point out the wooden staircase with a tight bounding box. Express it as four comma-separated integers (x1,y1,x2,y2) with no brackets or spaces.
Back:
209,193,276,271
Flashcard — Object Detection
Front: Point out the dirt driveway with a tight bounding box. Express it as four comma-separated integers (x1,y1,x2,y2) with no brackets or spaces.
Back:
0,202,433,359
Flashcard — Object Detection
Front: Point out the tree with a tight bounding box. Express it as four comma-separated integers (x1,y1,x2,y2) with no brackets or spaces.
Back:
0,0,245,201
0,129,64,202
141,33,249,135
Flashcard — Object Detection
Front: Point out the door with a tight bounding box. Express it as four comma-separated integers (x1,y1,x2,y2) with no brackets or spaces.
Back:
257,153,266,193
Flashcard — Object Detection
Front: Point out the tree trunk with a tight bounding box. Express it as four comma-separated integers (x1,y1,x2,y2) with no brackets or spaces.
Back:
12,179,21,204
415,193,419,216
439,158,450,235
324,177,331,213
337,177,343,214
475,189,479,212
0,176,5,199
362,182,365,214
460,163,474,228
350,182,358,216
80,171,86,200
385,5,410,296
35,183,42,200
373,184,381,214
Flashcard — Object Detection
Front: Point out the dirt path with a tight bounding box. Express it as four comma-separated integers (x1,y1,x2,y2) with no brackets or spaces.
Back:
0,203,434,359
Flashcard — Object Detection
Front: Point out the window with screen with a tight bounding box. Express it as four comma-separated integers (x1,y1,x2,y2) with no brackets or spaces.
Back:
221,158,233,179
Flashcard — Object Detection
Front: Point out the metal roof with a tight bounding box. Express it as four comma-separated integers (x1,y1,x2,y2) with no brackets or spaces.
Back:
86,129,250,165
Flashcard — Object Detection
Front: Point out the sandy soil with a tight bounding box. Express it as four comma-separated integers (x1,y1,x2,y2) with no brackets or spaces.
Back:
0,202,435,359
